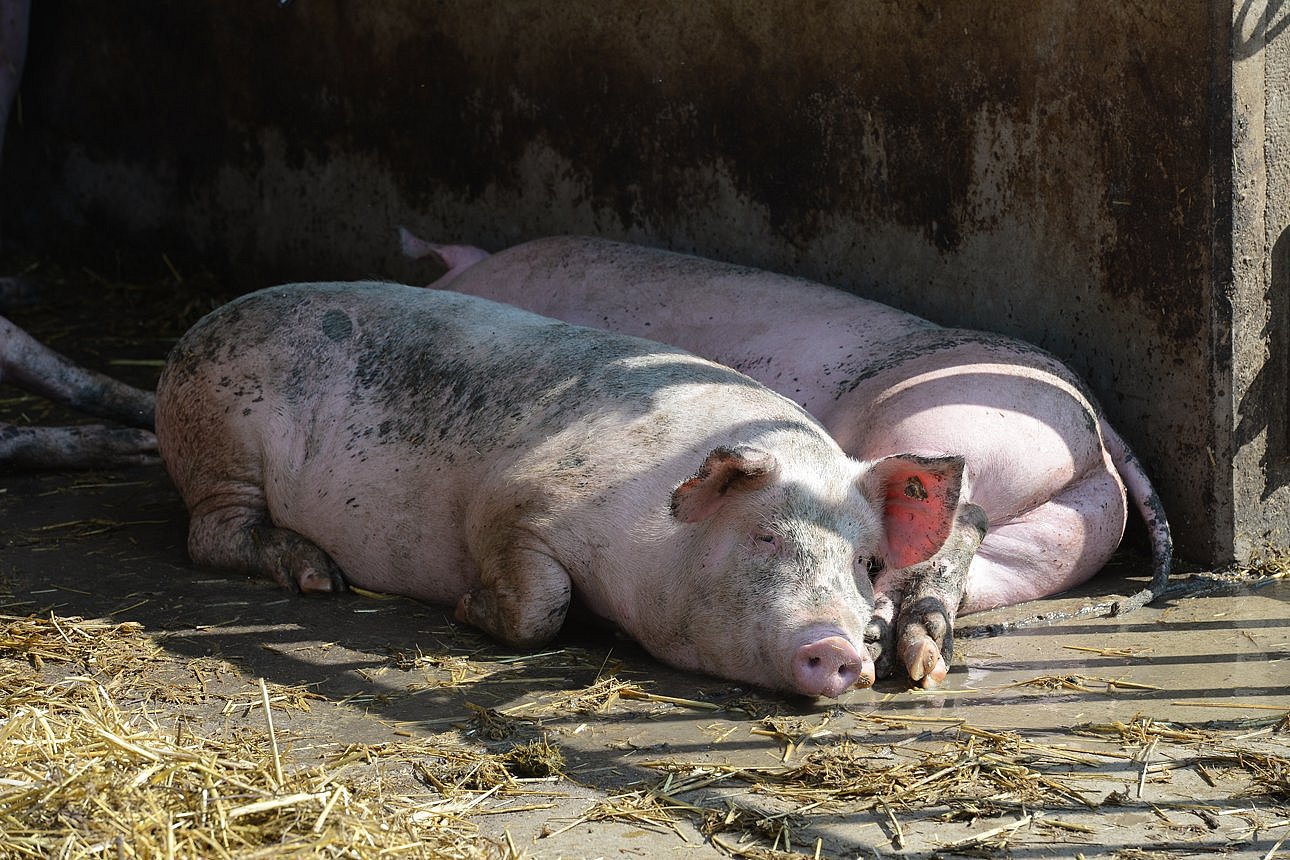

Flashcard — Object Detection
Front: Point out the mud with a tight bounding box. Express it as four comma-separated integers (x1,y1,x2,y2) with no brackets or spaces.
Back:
2,264,1287,858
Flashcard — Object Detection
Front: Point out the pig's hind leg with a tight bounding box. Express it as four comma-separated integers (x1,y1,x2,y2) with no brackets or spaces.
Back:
456,534,573,649
0,314,159,468
185,488,348,595
959,464,1129,614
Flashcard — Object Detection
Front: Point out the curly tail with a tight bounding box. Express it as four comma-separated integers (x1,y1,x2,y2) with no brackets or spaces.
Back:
1101,418,1173,613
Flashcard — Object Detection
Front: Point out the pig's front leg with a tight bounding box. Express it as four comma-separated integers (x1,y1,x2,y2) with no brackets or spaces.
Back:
867,503,987,687
456,536,573,649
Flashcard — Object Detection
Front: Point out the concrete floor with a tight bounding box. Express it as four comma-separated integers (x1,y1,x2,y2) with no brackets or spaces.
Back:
2,266,1288,858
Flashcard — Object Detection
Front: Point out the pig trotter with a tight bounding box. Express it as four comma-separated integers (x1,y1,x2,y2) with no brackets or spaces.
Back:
456,544,572,649
246,525,349,594
0,422,157,469
864,592,898,680
187,508,348,594
868,503,988,687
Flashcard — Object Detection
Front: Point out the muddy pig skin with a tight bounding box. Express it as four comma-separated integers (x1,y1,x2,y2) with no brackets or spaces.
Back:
155,283,972,698
402,231,1174,688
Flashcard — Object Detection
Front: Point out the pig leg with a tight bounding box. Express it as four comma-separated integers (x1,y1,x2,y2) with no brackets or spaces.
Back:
1,315,156,428
398,227,490,287
0,422,156,468
1,314,159,468
185,490,348,594
456,536,573,649
867,503,987,686
959,467,1129,614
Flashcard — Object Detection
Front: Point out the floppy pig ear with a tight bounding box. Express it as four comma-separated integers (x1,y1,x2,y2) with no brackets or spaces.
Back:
862,454,967,569
671,446,780,523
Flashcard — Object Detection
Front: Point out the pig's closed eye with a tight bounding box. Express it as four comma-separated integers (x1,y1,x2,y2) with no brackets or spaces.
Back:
753,532,781,550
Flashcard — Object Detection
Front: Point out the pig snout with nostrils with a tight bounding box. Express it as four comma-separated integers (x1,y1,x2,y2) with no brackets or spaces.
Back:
154,283,968,698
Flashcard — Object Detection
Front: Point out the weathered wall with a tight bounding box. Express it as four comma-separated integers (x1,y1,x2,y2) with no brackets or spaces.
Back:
0,1,1272,566
1231,0,1290,559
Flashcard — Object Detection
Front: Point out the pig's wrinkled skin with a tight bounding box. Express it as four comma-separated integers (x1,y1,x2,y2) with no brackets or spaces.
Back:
155,282,973,698
402,231,1174,688
0,314,157,468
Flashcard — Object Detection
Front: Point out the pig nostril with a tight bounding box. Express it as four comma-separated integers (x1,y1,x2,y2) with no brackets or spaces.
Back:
794,635,866,698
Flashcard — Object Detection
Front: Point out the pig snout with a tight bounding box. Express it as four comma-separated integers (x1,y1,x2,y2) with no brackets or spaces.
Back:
792,634,874,698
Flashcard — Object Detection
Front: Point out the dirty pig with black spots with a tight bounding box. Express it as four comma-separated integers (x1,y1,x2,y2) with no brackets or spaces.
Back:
155,282,973,698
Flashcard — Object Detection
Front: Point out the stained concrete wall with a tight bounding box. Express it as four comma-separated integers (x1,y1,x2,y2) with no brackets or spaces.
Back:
0,1,1282,567
1231,1,1290,560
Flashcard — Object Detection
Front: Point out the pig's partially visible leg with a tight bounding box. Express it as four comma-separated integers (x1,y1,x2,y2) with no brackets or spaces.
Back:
185,489,348,594
0,421,156,468
867,503,987,686
959,466,1129,614
869,465,1125,688
456,535,573,649
0,314,159,468
398,227,490,287
0,315,156,428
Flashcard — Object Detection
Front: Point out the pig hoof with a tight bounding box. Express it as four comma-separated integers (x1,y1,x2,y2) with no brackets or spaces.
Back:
296,566,347,594
793,636,871,698
916,658,949,689
864,616,896,680
899,638,944,684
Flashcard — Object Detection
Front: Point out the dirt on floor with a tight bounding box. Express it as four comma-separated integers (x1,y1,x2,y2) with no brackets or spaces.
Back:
1,256,1288,859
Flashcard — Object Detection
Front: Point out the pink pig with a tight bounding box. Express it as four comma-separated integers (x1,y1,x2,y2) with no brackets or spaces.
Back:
155,282,974,698
402,231,1173,688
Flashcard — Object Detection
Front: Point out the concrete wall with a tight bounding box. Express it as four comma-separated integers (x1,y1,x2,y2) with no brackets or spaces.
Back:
0,1,1282,567
1231,0,1290,560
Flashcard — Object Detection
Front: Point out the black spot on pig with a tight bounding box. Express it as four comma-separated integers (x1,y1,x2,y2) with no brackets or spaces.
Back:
320,309,353,342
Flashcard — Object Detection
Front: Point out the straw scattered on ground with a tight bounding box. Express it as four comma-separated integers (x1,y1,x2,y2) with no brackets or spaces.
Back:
0,613,540,859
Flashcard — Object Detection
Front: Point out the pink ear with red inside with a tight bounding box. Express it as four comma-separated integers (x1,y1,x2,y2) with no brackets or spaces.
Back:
671,446,780,523
863,454,967,569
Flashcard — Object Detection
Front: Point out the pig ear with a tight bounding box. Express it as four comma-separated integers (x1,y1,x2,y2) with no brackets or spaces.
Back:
861,454,966,569
671,446,780,523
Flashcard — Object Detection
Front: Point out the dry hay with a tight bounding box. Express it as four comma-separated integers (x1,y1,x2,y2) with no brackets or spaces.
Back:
3,604,1288,859
552,710,1290,856
0,613,533,859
